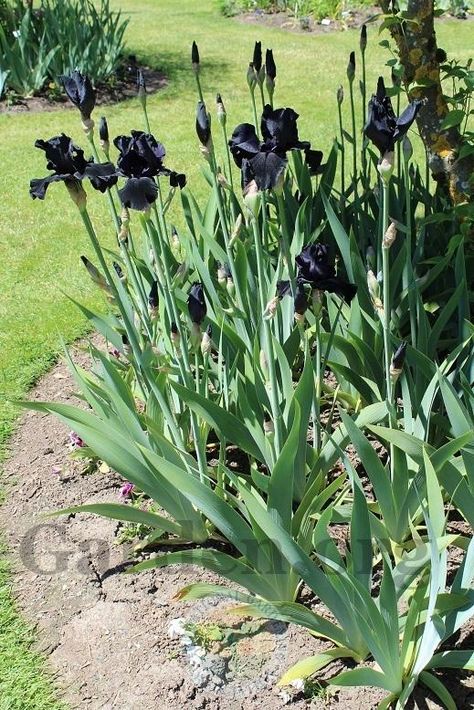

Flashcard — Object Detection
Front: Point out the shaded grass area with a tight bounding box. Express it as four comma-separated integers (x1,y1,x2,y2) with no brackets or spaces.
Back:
0,1,472,707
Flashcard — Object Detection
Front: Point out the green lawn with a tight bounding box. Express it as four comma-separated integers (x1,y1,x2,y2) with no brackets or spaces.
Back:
0,1,472,707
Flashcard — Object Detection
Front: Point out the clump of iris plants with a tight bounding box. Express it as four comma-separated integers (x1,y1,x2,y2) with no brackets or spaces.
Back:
24,29,474,709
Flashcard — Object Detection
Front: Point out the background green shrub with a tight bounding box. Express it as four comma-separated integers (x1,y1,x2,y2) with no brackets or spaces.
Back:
0,0,129,98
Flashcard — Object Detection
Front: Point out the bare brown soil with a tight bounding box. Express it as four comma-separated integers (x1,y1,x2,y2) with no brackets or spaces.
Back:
0,339,473,708
0,64,166,115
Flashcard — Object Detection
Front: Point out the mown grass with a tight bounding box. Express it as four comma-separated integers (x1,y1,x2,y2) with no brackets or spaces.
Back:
0,1,471,707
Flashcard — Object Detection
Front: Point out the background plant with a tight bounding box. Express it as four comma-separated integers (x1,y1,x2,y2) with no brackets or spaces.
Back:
0,0,128,98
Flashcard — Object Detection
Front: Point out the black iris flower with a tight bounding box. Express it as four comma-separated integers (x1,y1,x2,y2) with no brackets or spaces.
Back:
296,243,357,302
187,282,207,325
30,134,117,200
277,279,309,315
229,104,320,191
365,77,423,155
114,131,185,210
60,71,96,120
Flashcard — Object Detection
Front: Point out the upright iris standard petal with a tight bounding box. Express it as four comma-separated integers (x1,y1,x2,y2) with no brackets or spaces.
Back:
187,282,207,325
365,76,422,155
304,148,324,175
261,105,309,152
196,101,211,147
60,71,95,119
294,281,309,315
113,130,181,210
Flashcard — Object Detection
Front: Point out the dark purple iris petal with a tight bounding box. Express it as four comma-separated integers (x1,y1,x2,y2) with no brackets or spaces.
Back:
296,244,335,283
30,133,116,199
253,41,262,73
117,149,154,179
304,149,324,175
261,105,309,153
365,76,422,155
118,177,158,211
228,123,261,168
294,281,309,315
196,101,211,147
188,282,207,325
246,151,287,191
266,49,276,80
169,171,187,189
83,162,118,192
131,131,166,172
29,174,65,200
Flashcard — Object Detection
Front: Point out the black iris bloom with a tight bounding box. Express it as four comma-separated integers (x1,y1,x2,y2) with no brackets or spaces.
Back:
296,244,357,302
253,41,262,73
29,134,117,200
229,104,319,191
277,279,309,315
60,71,95,120
187,282,207,325
364,76,423,155
265,49,276,80
114,131,185,210
196,101,211,147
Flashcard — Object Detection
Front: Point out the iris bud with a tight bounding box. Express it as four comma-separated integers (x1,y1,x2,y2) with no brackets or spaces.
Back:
347,51,356,83
390,341,407,382
137,69,146,109
402,135,413,162
119,207,130,245
253,41,262,74
191,41,200,72
113,261,126,282
229,214,243,246
122,334,132,356
383,221,397,249
367,270,383,313
217,262,227,287
148,280,159,317
201,324,212,356
263,412,274,436
243,180,261,219
311,288,323,319
360,24,367,53
98,116,109,153
216,93,226,127
337,85,344,106
226,276,235,298
366,246,376,272
264,296,279,320
378,151,394,183
247,62,257,92
170,322,182,356
80,255,109,292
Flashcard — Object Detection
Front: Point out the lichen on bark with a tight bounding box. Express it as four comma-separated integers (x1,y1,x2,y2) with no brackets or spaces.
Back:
379,0,473,207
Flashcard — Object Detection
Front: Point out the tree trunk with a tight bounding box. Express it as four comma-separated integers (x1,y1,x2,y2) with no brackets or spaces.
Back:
379,0,473,206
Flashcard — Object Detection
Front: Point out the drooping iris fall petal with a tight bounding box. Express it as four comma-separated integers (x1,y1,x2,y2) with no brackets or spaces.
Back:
296,244,357,302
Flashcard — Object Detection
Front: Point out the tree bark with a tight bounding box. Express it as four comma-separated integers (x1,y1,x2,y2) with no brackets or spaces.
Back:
379,0,473,206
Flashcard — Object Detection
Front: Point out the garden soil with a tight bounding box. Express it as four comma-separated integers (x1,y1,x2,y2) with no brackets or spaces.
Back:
1,341,473,709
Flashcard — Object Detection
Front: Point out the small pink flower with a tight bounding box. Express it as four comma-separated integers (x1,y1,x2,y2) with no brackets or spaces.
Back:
69,431,85,448
119,482,134,499
52,465,62,475
109,348,121,359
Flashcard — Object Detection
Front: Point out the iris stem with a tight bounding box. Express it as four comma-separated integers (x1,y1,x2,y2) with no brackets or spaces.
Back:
194,72,204,103
258,82,266,113
337,99,346,199
219,121,234,192
403,156,417,349
276,192,296,300
250,88,260,139
251,212,282,456
361,49,367,185
348,80,357,183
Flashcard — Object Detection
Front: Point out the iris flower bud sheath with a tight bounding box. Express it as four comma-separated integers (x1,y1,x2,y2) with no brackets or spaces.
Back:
390,341,407,382
247,63,257,92
201,324,212,356
337,85,344,105
360,24,367,53
99,116,110,154
170,322,182,356
137,69,147,109
216,93,226,127
191,41,200,72
347,51,355,83
383,221,397,249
